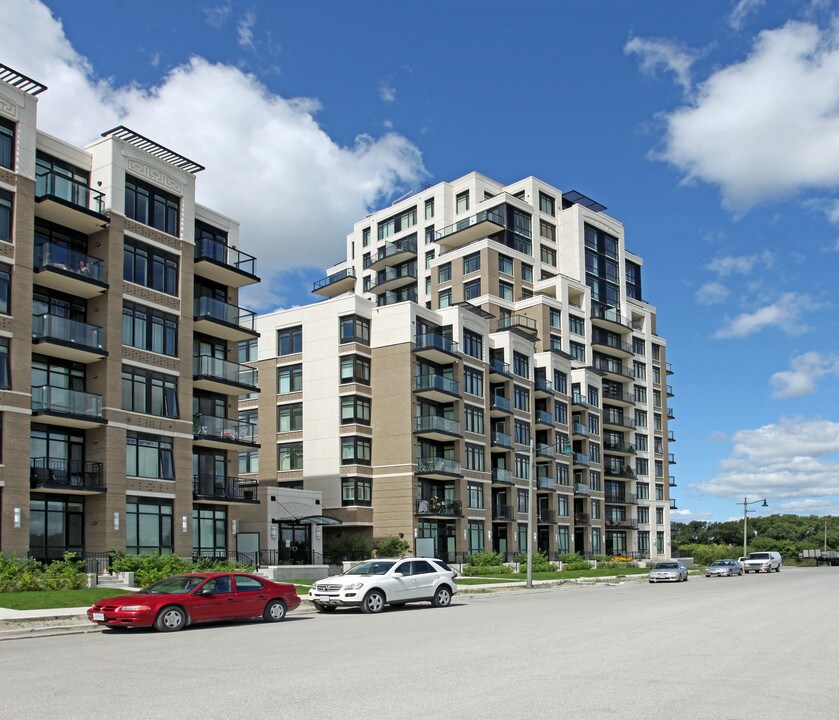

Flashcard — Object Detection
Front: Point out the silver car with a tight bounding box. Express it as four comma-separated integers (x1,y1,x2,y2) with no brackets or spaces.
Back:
705,559,743,577
649,561,689,583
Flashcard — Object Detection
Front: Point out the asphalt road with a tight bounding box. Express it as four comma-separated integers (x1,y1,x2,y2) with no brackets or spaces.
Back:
1,567,837,719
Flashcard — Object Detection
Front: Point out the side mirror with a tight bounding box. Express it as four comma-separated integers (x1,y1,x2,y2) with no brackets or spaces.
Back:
392,572,403,579
195,587,211,596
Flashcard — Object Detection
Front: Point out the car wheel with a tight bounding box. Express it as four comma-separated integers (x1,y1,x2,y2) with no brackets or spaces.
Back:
154,606,186,632
360,590,385,614
432,585,452,608
313,602,337,613
776,566,781,572
263,599,287,622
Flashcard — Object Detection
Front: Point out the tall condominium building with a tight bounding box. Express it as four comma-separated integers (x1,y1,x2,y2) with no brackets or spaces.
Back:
245,172,676,562
0,63,263,564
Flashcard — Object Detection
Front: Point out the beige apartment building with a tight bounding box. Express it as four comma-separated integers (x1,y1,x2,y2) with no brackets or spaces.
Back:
0,63,264,565
244,172,677,562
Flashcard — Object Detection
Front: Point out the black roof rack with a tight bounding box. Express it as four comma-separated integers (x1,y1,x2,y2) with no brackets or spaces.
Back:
101,125,205,174
0,62,47,96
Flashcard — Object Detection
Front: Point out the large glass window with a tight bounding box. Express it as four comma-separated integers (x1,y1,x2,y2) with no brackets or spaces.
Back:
277,326,302,356
278,364,303,393
463,367,483,397
377,206,417,240
499,280,514,301
539,192,555,216
456,191,470,214
0,264,9,315
277,403,303,432
0,117,14,170
463,252,480,274
513,352,529,379
464,279,481,301
126,497,173,555
468,482,484,509
341,437,371,465
278,442,303,470
342,477,372,506
0,189,11,243
465,443,485,471
469,521,484,553
464,405,484,434
462,330,483,360
339,354,370,385
126,432,175,479
121,366,179,418
0,338,8,389
123,238,179,295
193,506,226,558
339,315,370,344
29,495,84,561
239,449,259,474
498,254,513,275
125,175,179,236
122,302,178,356
341,396,371,425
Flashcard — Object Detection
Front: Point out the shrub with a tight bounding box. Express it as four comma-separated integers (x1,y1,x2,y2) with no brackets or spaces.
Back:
110,553,192,587
558,553,592,570
323,534,373,563
374,536,410,558
462,564,514,576
468,551,505,567
16,570,44,592
675,543,738,567
42,552,87,591
514,551,554,572
0,553,42,592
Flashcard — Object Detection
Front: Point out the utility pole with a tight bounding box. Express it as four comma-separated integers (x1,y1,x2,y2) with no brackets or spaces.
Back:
737,496,768,557
526,440,534,588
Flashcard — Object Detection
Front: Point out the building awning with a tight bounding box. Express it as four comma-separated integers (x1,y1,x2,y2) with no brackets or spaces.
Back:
273,515,342,526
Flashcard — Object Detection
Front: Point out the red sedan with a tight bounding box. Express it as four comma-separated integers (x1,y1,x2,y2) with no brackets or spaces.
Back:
88,572,301,632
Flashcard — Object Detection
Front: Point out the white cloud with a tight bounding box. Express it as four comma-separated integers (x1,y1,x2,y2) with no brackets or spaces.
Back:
707,250,774,276
696,281,730,305
698,417,839,500
624,36,703,93
237,11,256,50
729,0,765,31
670,508,714,522
1,0,427,309
655,21,839,212
379,81,396,104
204,3,232,29
771,351,839,398
777,497,839,515
713,292,820,338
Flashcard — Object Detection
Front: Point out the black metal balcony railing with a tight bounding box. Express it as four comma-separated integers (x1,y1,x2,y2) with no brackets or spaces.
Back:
414,373,460,395
371,238,417,265
603,388,636,404
312,267,356,292
574,513,591,525
436,209,505,241
605,493,638,505
416,457,462,475
194,296,256,332
592,357,633,378
415,416,461,435
492,467,513,484
32,313,104,351
592,331,634,354
193,475,257,501
591,303,630,327
31,386,104,419
538,509,557,524
193,354,258,389
371,266,418,289
35,243,105,283
36,169,105,215
604,415,636,430
30,457,103,489
415,332,458,355
605,518,638,529
604,465,636,479
604,442,636,454
496,314,537,333
416,498,462,516
194,415,257,443
668,453,676,463
669,498,678,509
667,408,675,419
669,476,677,487
377,288,418,306
196,236,257,276
492,504,514,521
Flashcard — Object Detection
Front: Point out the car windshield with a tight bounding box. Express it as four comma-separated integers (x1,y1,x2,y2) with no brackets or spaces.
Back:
710,561,726,566
748,553,770,559
140,576,207,594
654,562,679,569
344,561,396,576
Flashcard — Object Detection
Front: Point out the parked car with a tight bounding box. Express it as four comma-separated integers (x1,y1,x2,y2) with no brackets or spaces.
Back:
743,551,782,573
648,561,689,583
308,557,457,613
87,572,300,632
705,559,743,577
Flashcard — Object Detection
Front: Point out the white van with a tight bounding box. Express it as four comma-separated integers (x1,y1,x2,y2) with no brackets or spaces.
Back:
743,551,782,573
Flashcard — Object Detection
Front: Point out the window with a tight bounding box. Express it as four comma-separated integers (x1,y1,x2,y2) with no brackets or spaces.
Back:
438,289,452,308
125,175,179,236
465,443,485,471
635,385,648,404
637,482,649,500
633,337,646,356
277,403,303,432
0,338,8,389
638,530,650,554
462,330,483,360
539,192,555,216
635,409,648,428
514,385,530,412
557,463,569,486
514,420,530,446
589,444,600,463
656,483,664,501
125,497,173,556
362,227,370,247
655,460,663,478
634,361,647,380
278,327,302,356
591,499,601,520
517,489,528,513
464,279,481,301
513,352,529,379
463,367,483,397
588,414,599,434
569,315,585,336
656,507,664,525
123,238,179,296
498,280,514,301
278,442,303,470
121,366,179,417
469,521,484,553
126,432,174,479
468,482,484,509
0,265,8,316
378,206,417,240
425,198,435,219
569,342,586,362
340,354,371,384
554,371,567,394
590,471,601,491
339,315,370,344
122,302,178,356
636,458,649,476
425,250,435,270
438,263,452,283
456,191,470,214
521,264,533,283
587,386,599,407
656,531,664,554
463,252,480,274
464,405,485,434
498,255,513,275
540,245,556,266
342,477,372,506
515,454,530,479
278,364,302,393
238,338,257,363
341,396,371,425
341,437,371,465
0,189,11,243
0,117,14,170
193,506,227,558
638,507,649,524
239,449,259,474
653,389,661,408
540,220,555,241
554,400,568,425
635,434,648,451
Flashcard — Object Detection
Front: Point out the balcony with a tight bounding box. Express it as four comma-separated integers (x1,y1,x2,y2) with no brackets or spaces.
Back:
491,431,513,450
414,373,460,402
193,355,258,395
193,475,258,503
605,493,638,505
669,498,678,510
666,363,674,375
536,473,553,489
377,288,418,306
667,431,676,442
605,518,638,530
534,377,553,397
557,443,575,457
193,297,258,342
535,409,553,427
367,237,418,272
572,422,588,437
370,266,418,294
536,443,555,459
195,236,259,288
591,331,634,358
31,386,105,428
669,476,677,487
537,509,557,524
602,388,635,406
667,385,674,397
571,392,588,408
603,415,636,431
312,268,356,298
194,415,258,449
31,314,106,363
668,453,676,464
489,358,511,380
435,209,505,253
667,408,675,420
592,357,633,380
604,464,636,479
604,441,636,455
496,314,537,336
574,513,591,526
490,394,512,416
492,504,514,521
416,498,462,516
414,415,461,441
30,458,104,493
414,332,459,363
590,303,630,330
416,457,462,478
574,482,590,496
573,452,589,466
34,243,107,298
34,170,108,235
492,468,513,485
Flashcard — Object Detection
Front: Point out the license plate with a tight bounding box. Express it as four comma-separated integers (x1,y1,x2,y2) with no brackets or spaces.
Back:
92,612,105,621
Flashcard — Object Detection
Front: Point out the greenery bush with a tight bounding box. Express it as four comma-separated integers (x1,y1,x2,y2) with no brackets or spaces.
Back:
514,551,554,572
558,553,593,570
374,536,410,557
464,551,513,576
0,551,87,592
674,543,739,567
110,553,192,587
323,533,373,563
42,553,87,591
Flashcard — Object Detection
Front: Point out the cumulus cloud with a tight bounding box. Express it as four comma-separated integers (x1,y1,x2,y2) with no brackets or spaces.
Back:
698,417,839,500
204,3,232,29
707,250,774,276
1,0,427,309
713,292,820,338
771,352,839,398
696,281,730,305
237,11,256,50
624,36,704,93
729,0,765,31
379,81,396,103
651,21,839,212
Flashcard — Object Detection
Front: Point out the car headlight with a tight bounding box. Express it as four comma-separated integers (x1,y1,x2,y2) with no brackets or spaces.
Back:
342,582,364,591
119,605,152,612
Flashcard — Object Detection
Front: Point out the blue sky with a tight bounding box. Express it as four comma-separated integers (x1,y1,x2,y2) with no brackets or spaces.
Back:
4,0,839,523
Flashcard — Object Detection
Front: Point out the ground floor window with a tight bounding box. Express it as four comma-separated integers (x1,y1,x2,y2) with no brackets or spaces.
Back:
558,526,570,554
29,494,83,561
638,530,650,555
469,521,484,554
126,497,173,555
606,531,627,556
417,520,455,561
656,531,664,555
517,522,528,553
193,506,226,558
591,528,602,555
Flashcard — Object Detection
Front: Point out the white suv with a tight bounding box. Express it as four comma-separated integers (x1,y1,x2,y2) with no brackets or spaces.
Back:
308,558,458,614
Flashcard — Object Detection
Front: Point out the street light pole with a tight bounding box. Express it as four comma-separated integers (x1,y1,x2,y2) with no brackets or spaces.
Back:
737,496,768,557
526,440,534,588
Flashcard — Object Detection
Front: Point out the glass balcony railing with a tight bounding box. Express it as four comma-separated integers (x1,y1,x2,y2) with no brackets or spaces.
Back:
416,457,462,475
196,236,257,276
194,415,257,444
535,377,553,393
31,386,103,419
193,354,258,389
32,313,104,351
35,170,105,215
536,443,555,458
414,373,460,395
312,267,355,292
491,395,512,412
193,475,258,501
492,468,513,484
490,358,511,376
491,431,513,448
415,332,458,355
436,209,505,241
194,296,256,331
35,243,105,283
415,416,461,435
535,410,553,425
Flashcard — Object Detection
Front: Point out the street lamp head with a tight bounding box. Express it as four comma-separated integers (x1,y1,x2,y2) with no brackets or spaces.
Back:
761,499,769,508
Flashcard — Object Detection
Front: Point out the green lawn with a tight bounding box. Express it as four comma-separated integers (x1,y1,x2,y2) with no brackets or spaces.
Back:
0,588,133,611
458,567,651,583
